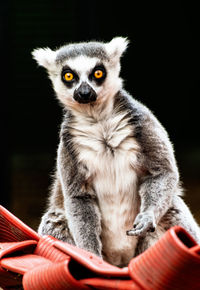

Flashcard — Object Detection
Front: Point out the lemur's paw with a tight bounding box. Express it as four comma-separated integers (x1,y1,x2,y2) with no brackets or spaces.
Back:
126,211,156,237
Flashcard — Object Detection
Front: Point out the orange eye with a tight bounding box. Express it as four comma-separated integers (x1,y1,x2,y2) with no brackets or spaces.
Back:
64,72,74,82
94,70,103,79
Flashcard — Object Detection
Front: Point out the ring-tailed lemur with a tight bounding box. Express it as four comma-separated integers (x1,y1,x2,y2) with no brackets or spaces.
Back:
32,37,200,267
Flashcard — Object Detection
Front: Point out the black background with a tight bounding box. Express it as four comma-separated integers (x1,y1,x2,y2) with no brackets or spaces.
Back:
0,1,200,229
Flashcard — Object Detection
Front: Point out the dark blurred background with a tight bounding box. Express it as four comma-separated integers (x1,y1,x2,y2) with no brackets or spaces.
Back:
0,1,199,230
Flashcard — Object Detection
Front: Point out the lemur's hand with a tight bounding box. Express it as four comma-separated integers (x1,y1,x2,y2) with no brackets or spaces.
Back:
126,211,156,237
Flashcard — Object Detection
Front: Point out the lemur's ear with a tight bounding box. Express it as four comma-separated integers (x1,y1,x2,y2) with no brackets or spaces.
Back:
32,48,56,69
105,37,129,61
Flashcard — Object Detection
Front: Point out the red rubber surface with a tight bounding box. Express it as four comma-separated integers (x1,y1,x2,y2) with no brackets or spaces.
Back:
129,226,200,289
54,240,129,277
0,205,39,242
34,235,70,262
82,278,141,289
1,205,200,290
23,260,89,290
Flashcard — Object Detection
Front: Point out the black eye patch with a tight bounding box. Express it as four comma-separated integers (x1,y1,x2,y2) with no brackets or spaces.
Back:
61,67,79,88
89,64,107,85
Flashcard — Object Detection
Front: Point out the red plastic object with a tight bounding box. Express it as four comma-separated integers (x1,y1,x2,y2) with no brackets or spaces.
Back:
0,205,39,242
54,240,129,277
0,206,137,289
129,226,200,289
0,205,200,290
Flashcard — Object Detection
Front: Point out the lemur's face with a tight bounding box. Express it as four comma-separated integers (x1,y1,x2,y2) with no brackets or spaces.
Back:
59,56,107,105
32,37,128,109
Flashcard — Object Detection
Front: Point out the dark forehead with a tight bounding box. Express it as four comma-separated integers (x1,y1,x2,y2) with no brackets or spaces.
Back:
56,42,109,63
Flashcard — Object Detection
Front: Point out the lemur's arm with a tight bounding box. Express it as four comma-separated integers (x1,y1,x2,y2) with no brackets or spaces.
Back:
57,132,102,256
127,108,179,236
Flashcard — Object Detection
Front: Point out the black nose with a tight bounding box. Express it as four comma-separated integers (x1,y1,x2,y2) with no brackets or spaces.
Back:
74,82,97,104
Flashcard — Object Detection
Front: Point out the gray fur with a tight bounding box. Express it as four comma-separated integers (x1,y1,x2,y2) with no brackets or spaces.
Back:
34,37,200,267
56,42,109,64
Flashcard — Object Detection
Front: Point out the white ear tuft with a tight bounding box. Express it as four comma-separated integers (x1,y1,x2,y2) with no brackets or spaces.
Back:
105,37,129,60
32,47,56,69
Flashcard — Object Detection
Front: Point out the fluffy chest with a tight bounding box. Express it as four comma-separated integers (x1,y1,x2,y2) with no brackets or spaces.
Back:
70,112,140,266
70,112,140,187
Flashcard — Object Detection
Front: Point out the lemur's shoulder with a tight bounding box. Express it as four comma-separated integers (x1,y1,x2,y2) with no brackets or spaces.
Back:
114,89,166,135
114,89,155,119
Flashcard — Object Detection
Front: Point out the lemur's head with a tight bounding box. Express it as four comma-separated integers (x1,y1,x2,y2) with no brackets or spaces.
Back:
32,37,128,109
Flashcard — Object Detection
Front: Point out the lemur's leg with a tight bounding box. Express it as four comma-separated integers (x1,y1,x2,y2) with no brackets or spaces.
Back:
38,177,75,244
57,139,102,257
127,171,178,237
133,205,180,256
38,207,75,244
161,195,200,243
127,113,180,238
134,195,200,256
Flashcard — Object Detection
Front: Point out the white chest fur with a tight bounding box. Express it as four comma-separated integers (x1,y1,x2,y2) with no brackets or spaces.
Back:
70,110,140,266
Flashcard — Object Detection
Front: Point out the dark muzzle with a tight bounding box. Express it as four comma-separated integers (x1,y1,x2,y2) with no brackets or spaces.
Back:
73,82,97,104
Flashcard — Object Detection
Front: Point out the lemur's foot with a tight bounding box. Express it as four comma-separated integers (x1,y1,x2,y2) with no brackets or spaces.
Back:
126,211,156,237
